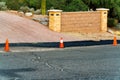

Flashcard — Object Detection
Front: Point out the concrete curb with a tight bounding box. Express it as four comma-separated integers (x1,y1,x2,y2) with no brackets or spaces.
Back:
0,40,120,48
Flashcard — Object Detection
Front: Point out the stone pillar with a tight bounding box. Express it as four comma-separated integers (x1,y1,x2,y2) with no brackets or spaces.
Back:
96,8,109,32
48,10,62,32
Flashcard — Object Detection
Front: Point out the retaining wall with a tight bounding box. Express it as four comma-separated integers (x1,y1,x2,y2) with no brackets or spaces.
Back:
61,11,101,32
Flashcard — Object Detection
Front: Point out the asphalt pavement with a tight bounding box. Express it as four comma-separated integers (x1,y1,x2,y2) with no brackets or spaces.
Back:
0,45,120,80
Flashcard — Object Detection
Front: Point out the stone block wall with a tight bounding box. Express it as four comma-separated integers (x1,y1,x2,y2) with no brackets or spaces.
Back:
61,12,101,32
48,8,109,33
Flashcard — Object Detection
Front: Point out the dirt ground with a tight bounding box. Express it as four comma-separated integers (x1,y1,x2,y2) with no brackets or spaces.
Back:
62,32,116,41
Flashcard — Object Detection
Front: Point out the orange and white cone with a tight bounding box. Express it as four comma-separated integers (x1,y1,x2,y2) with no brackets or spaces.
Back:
59,37,64,48
113,35,117,46
4,39,10,52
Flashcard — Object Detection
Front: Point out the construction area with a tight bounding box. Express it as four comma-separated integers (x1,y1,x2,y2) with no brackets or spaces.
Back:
0,10,120,80
0,11,80,43
0,10,120,50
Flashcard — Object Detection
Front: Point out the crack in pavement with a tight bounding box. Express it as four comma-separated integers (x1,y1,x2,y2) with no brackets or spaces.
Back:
45,62,64,71
30,53,65,72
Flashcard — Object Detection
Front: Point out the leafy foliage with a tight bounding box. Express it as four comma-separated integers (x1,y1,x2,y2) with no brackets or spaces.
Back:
108,18,118,27
0,2,7,10
20,6,29,13
0,0,120,21
82,0,120,21
46,0,88,11
64,0,88,11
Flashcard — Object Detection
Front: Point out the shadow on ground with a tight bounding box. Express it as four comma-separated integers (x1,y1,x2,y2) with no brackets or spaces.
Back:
0,40,119,48
0,68,36,78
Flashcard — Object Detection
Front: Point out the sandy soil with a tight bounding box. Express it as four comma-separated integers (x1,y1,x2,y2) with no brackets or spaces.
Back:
62,32,118,41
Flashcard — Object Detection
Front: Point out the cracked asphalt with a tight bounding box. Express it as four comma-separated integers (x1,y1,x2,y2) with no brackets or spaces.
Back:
0,45,120,80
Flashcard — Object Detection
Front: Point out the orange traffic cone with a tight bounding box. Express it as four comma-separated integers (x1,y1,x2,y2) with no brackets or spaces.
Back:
59,37,64,48
4,39,10,52
113,35,117,46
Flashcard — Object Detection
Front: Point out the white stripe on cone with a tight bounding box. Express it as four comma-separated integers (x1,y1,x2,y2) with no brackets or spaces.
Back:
59,37,64,48
60,39,63,43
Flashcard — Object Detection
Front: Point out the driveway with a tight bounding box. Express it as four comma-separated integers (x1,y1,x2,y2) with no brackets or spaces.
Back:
0,11,79,43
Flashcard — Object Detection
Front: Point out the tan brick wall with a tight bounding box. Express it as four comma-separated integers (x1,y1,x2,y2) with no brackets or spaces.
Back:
61,11,101,33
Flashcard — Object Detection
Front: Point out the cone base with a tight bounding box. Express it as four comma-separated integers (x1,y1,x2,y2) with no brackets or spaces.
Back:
59,43,64,48
4,39,10,52
113,36,117,46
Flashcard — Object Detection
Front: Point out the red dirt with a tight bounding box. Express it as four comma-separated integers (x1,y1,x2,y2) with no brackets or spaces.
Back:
0,11,79,43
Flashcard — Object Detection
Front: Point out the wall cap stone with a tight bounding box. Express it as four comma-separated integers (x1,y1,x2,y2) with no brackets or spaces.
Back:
96,8,109,11
48,9,62,12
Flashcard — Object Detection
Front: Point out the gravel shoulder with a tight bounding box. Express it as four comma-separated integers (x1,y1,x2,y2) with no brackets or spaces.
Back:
62,32,120,41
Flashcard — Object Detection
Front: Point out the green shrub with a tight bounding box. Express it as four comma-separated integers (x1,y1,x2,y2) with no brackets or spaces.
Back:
29,8,35,13
34,9,41,14
107,18,118,27
20,6,30,13
0,2,8,11
115,23,120,29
